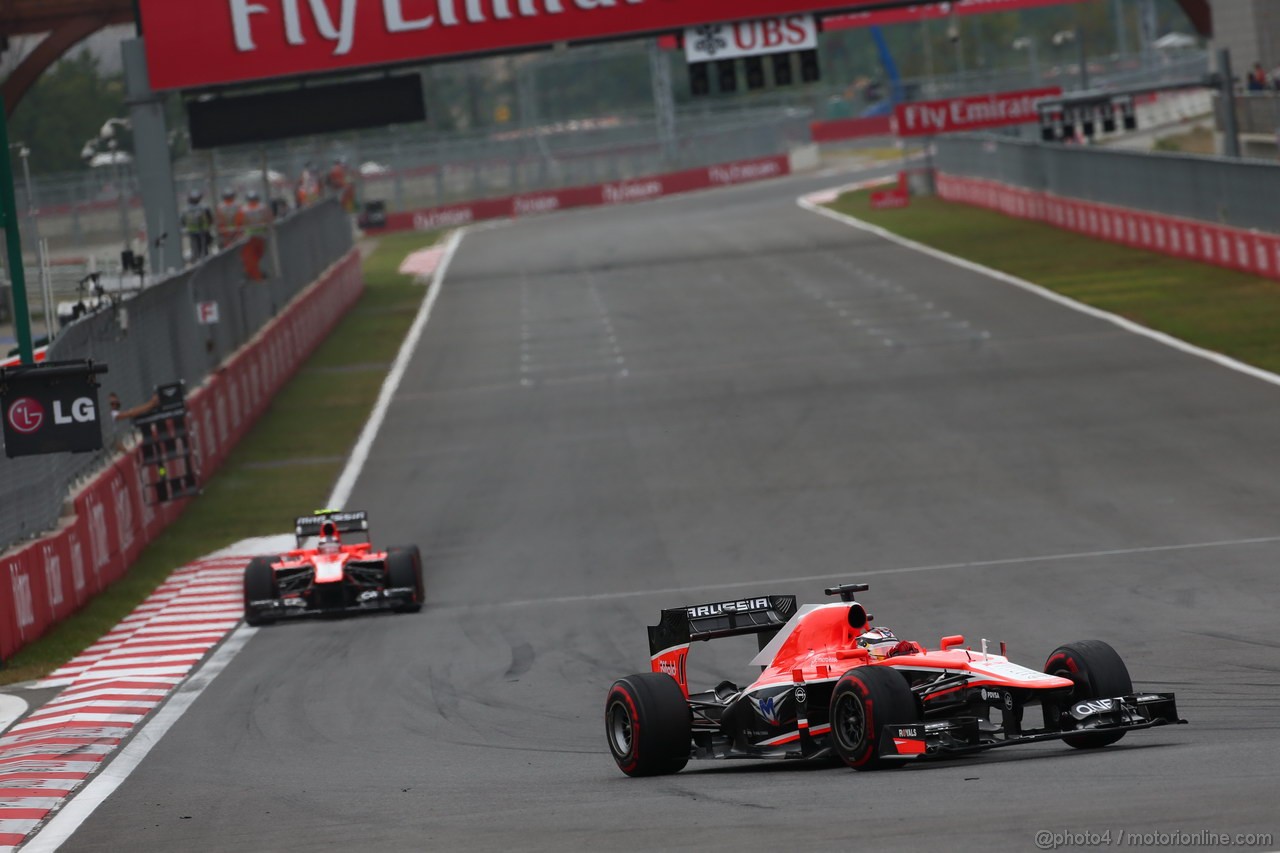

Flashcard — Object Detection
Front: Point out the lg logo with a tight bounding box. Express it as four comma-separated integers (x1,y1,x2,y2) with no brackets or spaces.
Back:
6,396,96,434
56,398,98,424
7,397,44,434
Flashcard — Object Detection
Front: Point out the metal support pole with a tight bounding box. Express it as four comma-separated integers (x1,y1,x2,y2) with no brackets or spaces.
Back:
1218,48,1242,159
122,38,183,275
18,146,39,255
1076,26,1090,91
1139,0,1157,68
38,238,54,340
648,39,677,162
0,97,34,363
1113,0,1128,59
921,20,935,96
113,146,131,249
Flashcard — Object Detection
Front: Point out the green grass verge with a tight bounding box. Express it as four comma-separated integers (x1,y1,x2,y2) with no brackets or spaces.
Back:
829,191,1280,374
0,231,440,686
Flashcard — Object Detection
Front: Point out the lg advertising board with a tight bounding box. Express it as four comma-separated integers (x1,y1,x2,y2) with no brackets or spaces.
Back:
1,362,106,458
140,0,1049,91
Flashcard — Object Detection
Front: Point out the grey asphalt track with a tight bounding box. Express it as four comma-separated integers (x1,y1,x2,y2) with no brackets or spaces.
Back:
59,169,1280,851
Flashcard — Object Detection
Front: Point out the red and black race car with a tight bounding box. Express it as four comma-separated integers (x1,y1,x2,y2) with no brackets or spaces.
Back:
605,583,1184,776
242,510,424,625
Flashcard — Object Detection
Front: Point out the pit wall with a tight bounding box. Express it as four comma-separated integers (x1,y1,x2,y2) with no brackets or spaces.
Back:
934,173,1280,281
368,154,793,233
0,251,364,662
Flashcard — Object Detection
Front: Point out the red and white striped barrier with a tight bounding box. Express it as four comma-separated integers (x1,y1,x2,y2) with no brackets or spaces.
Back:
0,536,290,851
934,173,1280,281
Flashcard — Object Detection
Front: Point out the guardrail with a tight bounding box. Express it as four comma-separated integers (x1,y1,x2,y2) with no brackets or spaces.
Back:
933,134,1280,233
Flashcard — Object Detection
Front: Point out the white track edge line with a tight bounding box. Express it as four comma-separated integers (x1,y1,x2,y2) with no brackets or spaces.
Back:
328,227,466,508
795,193,1280,390
21,626,257,853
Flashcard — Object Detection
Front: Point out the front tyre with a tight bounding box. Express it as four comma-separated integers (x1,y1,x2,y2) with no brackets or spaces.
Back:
386,546,424,613
605,673,691,777
1044,640,1133,749
243,557,278,627
830,665,919,770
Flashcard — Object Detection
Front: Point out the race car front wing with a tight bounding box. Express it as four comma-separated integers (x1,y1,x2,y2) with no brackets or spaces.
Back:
879,692,1186,760
246,586,417,619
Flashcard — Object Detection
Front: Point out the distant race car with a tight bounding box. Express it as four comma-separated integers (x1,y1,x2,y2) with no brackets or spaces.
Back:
243,510,424,625
605,583,1184,776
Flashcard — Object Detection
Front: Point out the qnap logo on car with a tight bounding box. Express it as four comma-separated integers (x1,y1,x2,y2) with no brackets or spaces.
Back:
658,660,678,677
1073,699,1115,716
687,597,770,619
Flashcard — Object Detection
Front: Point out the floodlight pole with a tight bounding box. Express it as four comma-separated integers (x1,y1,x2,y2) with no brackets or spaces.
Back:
0,96,34,365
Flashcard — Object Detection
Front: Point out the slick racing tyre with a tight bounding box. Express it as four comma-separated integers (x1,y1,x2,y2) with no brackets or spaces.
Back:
1044,640,1133,749
386,546,424,613
243,557,278,627
605,673,691,777
830,665,919,770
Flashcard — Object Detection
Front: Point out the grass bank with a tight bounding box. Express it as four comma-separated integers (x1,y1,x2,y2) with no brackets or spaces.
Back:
828,191,1280,374
0,231,440,685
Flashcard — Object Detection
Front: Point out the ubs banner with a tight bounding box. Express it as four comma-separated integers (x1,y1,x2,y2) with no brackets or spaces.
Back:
1,361,106,458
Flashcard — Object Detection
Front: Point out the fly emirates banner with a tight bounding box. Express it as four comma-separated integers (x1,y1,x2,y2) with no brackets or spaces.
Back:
141,0,908,90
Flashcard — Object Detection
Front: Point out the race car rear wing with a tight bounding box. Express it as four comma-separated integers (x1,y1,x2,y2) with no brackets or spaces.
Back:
647,595,798,656
295,511,369,544
648,595,798,696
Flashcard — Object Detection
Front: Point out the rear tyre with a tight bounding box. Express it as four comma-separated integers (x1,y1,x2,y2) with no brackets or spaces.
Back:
605,673,691,777
243,557,278,627
386,546,424,613
1044,640,1133,749
830,665,919,770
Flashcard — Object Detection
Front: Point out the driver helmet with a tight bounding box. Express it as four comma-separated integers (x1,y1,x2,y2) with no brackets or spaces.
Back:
857,627,899,659
317,521,341,554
